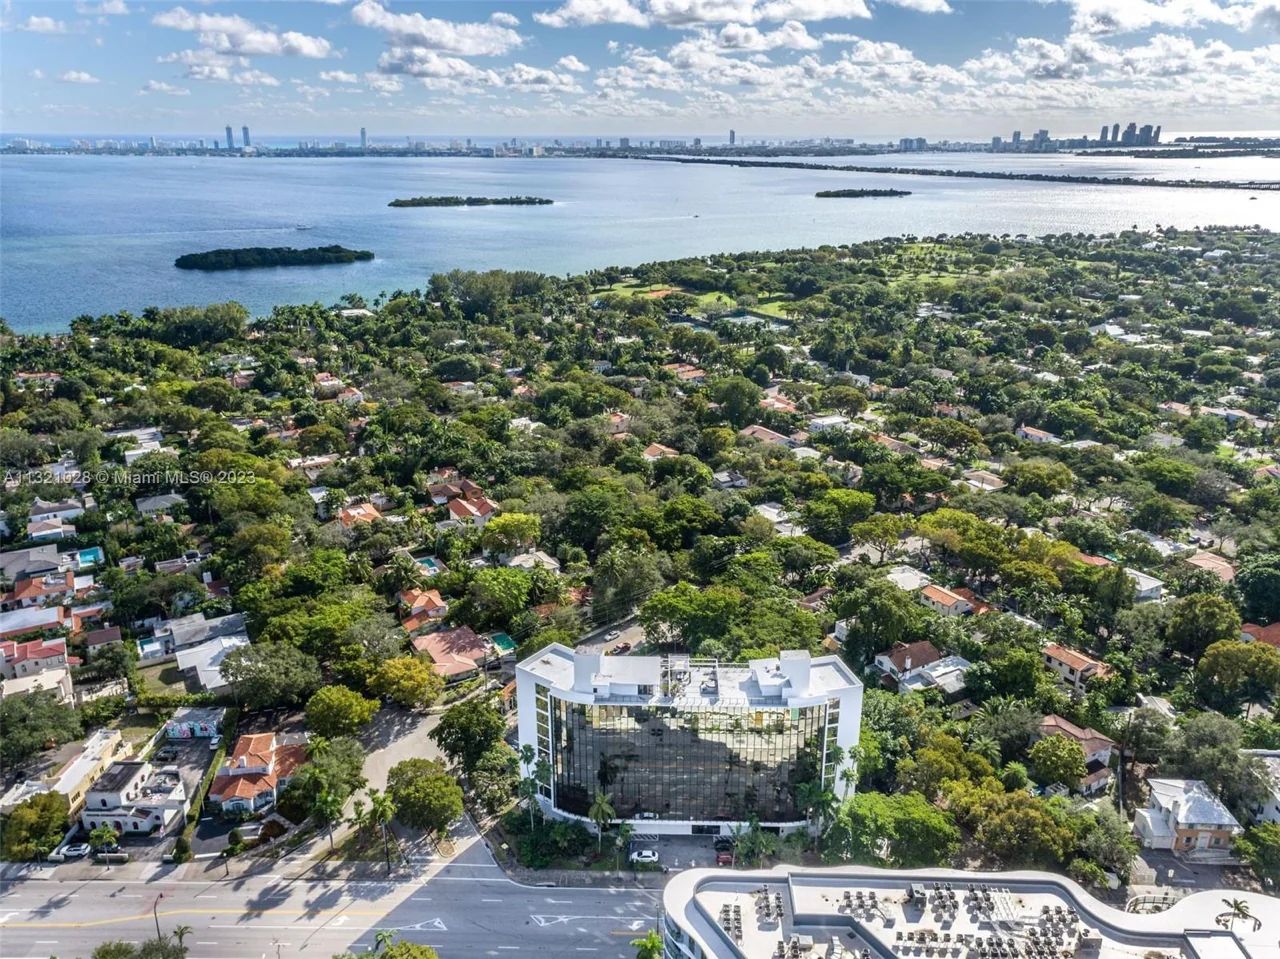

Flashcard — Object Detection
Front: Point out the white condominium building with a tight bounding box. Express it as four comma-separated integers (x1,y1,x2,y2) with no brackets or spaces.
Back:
516,645,862,835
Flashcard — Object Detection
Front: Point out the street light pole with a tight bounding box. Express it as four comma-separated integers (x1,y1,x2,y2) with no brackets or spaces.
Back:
152,893,164,940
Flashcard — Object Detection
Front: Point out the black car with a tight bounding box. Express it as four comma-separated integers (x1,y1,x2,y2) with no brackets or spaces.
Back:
713,838,735,852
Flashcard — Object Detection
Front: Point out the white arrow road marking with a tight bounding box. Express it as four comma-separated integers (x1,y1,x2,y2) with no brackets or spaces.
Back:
532,915,655,927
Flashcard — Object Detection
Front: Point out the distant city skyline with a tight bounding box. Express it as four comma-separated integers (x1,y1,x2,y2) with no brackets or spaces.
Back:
2,0,1279,137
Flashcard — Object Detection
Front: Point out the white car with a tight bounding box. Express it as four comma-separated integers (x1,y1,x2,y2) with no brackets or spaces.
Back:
61,843,91,858
629,849,659,864
209,735,221,751
605,630,622,641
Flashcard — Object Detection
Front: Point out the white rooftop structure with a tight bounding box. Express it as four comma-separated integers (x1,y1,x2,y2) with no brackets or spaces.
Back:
662,864,1273,959
885,565,932,592
174,634,249,691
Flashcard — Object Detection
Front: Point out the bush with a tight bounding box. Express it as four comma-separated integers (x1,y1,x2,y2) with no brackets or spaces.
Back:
171,835,192,863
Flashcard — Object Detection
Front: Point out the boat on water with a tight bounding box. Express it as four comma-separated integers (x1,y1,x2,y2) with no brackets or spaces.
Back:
296,224,315,231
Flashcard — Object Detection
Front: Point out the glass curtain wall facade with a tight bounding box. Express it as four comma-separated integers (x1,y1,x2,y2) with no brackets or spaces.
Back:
550,699,830,823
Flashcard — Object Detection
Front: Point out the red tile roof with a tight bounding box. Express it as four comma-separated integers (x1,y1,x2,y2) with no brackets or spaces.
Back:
412,626,490,677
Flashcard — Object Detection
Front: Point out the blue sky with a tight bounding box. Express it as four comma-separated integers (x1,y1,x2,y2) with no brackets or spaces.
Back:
2,0,1278,138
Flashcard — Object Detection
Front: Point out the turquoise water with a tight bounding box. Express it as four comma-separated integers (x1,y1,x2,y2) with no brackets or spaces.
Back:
3,154,1278,332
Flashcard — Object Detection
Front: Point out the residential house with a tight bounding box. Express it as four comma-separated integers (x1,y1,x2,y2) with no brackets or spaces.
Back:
897,655,972,704
873,640,943,687
918,584,974,617
80,761,188,836
1242,750,1280,825
0,544,62,583
26,518,75,542
0,636,73,680
808,414,852,433
712,470,749,490
884,566,932,593
1124,530,1194,560
399,588,449,634
0,728,128,815
83,625,123,658
753,502,804,538
962,469,1007,493
1,570,83,610
798,586,833,613
642,443,678,462
138,612,248,662
174,633,249,691
1043,643,1112,693
135,493,187,519
1126,568,1165,603
738,424,794,447
447,494,497,528
605,411,632,435
28,497,90,526
412,625,494,682
1243,622,1280,648
1016,425,1062,445
1184,551,1236,583
337,502,383,531
1134,779,1242,853
1,665,73,703
759,394,797,414
506,550,561,573
1036,715,1116,796
207,733,308,815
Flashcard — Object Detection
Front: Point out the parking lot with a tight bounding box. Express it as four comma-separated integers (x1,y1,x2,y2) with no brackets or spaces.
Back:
628,832,739,871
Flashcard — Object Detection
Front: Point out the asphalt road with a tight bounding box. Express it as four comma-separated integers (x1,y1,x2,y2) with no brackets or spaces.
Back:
0,842,660,959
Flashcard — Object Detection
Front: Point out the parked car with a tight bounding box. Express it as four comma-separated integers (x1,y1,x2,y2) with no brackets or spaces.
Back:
209,735,221,751
61,843,91,858
630,849,659,864
636,811,659,819
716,851,734,866
612,642,632,655
605,630,622,641
154,747,178,761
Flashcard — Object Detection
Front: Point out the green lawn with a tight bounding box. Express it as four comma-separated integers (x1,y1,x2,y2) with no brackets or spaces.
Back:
111,710,165,748
138,662,188,695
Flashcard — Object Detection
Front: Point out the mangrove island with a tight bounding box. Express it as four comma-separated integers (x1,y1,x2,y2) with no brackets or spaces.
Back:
174,246,375,271
816,189,912,198
388,195,554,208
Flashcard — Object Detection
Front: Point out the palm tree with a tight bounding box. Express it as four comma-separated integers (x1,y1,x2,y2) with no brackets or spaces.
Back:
588,791,615,854
614,822,634,871
89,824,119,850
368,788,397,877
172,925,193,948
347,797,369,835
314,789,344,853
630,929,663,959
373,929,399,953
1221,898,1257,932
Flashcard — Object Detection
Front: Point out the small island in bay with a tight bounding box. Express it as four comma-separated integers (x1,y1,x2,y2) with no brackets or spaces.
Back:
388,195,554,208
174,245,375,271
815,188,912,198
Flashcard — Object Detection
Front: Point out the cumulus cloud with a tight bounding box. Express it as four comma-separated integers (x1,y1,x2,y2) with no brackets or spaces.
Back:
76,0,130,13
557,54,590,71
19,15,67,33
490,11,521,26
58,70,101,83
140,79,190,94
29,69,46,80
352,0,523,56
152,7,334,57
365,72,403,94
534,0,651,28
716,19,822,49
320,69,360,82
158,46,281,85
879,0,951,12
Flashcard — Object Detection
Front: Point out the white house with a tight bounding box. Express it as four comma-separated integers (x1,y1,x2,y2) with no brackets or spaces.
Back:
1126,568,1165,603
1016,425,1062,445
1036,715,1115,796
918,584,974,617
808,414,852,433
1134,779,1241,854
80,761,188,837
1242,750,1280,824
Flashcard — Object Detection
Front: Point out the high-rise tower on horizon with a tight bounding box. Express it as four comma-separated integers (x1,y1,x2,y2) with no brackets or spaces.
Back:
729,128,736,146
1111,122,1120,142
242,126,250,148
1099,125,1108,143
225,125,234,150
360,127,367,150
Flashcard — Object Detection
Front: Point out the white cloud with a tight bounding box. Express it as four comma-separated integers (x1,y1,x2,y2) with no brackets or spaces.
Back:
878,0,950,12
490,11,521,26
58,70,101,83
557,54,591,71
76,0,130,13
503,62,584,92
29,69,46,80
365,72,403,94
140,79,190,94
320,69,360,82
351,0,523,56
19,15,67,33
534,0,651,27
717,19,822,49
153,6,334,58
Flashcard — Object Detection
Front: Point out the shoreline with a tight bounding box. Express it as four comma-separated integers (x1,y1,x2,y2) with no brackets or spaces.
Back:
639,155,1280,191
